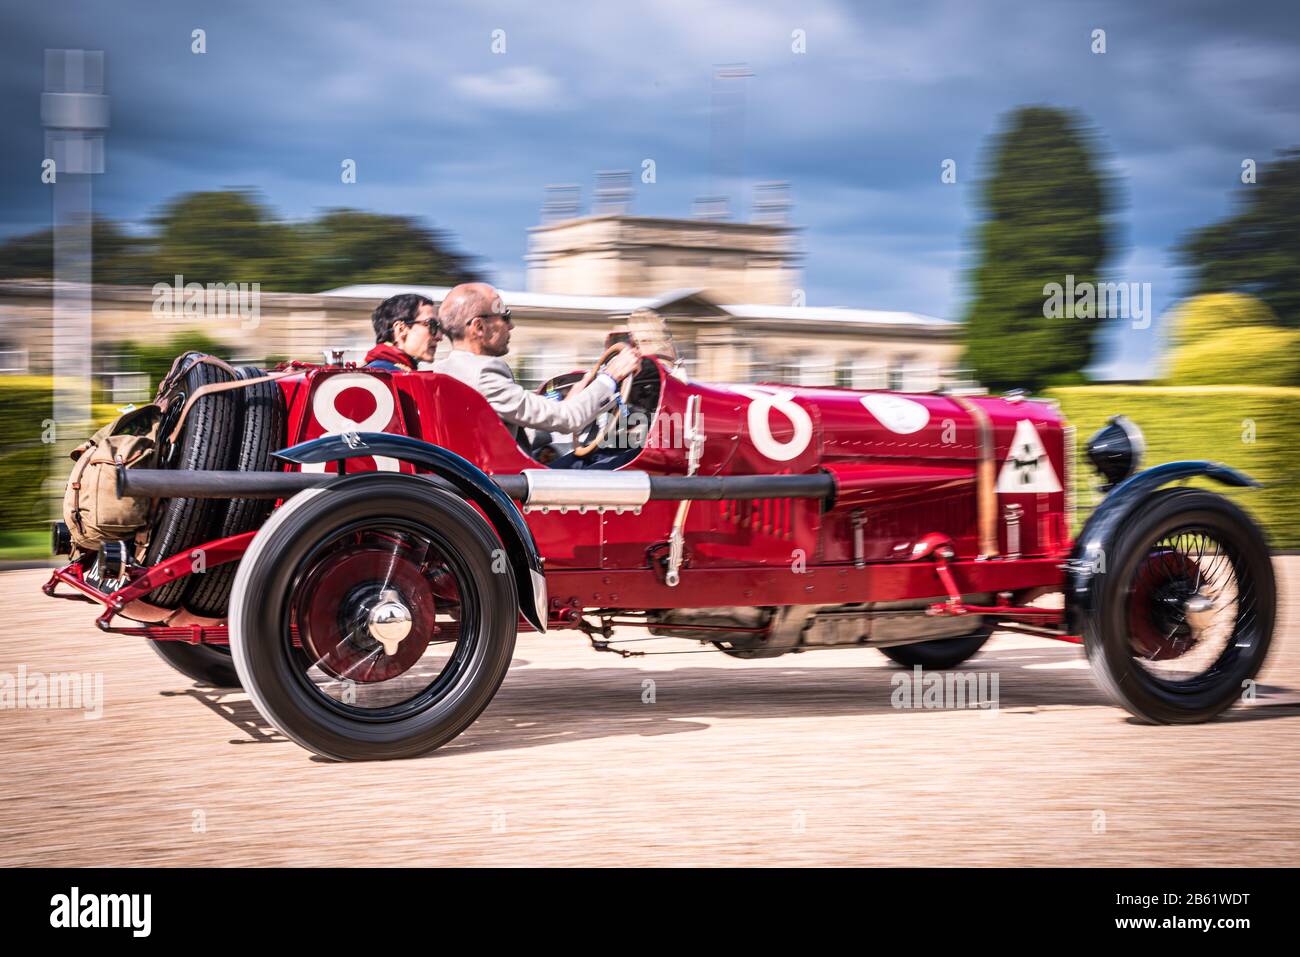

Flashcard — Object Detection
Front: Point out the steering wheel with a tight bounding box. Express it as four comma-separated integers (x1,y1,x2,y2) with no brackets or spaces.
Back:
566,342,636,458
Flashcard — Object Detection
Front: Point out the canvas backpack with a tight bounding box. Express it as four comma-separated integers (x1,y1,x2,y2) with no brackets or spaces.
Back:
61,403,162,554
60,353,300,556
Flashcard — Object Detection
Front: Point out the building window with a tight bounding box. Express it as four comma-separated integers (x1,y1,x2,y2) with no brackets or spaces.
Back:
888,363,907,392
0,347,29,375
901,364,941,392
747,350,779,383
799,354,835,387
853,359,887,390
834,359,854,389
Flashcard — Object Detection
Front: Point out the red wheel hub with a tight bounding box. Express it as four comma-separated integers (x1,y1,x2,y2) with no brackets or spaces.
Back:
297,544,450,682
1127,547,1203,661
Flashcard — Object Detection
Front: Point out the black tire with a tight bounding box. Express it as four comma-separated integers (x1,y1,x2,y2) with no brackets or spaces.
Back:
880,626,994,670
149,641,240,688
142,355,243,609
228,474,518,761
1085,488,1275,724
184,366,286,618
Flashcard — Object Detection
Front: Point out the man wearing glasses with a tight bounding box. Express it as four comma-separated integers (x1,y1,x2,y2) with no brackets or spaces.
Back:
434,282,641,449
363,293,442,370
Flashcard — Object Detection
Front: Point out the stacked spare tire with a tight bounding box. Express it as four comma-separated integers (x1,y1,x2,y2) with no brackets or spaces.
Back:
144,354,287,687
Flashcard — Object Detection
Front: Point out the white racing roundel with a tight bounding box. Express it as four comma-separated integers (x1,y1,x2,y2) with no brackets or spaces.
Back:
304,373,400,473
861,394,930,435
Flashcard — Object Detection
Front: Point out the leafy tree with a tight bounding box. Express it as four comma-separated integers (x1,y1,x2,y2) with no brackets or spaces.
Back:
962,107,1118,390
0,190,482,293
296,209,480,290
1179,149,1300,328
0,218,152,285
145,190,305,289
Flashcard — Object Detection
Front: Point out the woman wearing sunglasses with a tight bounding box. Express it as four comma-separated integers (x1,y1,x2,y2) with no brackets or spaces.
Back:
364,292,443,371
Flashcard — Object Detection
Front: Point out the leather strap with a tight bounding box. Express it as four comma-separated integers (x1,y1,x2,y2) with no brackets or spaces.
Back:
164,365,300,445
951,394,999,559
155,353,241,408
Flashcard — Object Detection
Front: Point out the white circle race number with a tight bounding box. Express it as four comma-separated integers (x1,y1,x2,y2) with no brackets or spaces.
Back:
733,386,813,462
304,373,400,473
861,394,930,434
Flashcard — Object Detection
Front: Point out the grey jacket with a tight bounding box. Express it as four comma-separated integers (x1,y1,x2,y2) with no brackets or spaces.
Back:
433,349,615,439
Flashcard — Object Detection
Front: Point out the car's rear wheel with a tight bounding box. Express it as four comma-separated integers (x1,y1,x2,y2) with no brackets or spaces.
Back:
148,641,240,688
228,474,518,761
1085,488,1275,724
879,627,994,670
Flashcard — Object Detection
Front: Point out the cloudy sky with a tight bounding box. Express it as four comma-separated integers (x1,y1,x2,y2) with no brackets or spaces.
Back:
2,0,1298,377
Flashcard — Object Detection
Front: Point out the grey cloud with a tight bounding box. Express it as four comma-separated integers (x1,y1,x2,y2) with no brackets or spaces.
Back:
0,0,1296,378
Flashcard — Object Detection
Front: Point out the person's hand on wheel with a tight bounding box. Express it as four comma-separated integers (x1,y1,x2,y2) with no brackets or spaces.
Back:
604,346,642,382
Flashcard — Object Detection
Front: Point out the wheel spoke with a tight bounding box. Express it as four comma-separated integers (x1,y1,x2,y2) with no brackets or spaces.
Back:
1125,522,1253,684
288,521,476,714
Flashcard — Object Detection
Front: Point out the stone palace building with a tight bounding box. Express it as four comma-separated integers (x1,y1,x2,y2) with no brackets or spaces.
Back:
0,212,961,401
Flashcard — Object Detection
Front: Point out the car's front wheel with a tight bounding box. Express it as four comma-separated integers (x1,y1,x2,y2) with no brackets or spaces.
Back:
228,474,518,761
1084,488,1275,724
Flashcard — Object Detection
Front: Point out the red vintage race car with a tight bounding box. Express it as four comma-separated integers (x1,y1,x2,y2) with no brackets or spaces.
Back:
44,330,1275,760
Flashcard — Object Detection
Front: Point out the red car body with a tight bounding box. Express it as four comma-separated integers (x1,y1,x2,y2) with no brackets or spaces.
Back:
258,359,1066,622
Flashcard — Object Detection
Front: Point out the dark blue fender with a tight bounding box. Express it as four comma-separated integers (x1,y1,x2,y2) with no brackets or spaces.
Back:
1065,460,1260,632
273,432,547,632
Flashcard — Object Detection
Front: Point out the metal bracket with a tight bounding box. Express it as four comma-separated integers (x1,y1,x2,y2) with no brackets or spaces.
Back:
1003,503,1024,560
577,616,644,657
851,509,867,568
665,395,705,588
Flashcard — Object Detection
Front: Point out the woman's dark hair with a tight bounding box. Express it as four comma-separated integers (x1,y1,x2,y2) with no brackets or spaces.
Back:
371,293,435,344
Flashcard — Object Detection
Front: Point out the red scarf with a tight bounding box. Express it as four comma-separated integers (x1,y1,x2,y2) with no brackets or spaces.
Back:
363,343,419,370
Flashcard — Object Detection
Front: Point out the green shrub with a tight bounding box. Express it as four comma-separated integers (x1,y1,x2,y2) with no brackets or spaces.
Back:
0,377,58,536
113,330,227,393
1046,385,1300,547
1165,292,1280,350
1165,326,1300,386
0,377,116,539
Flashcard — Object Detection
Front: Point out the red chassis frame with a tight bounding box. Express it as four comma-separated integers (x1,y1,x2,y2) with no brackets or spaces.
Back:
44,356,1079,646
44,546,1075,643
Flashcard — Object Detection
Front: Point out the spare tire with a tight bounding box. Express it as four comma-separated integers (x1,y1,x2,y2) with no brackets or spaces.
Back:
184,366,287,618
141,355,243,610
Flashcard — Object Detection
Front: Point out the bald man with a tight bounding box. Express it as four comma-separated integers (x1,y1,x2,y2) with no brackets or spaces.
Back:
434,282,641,447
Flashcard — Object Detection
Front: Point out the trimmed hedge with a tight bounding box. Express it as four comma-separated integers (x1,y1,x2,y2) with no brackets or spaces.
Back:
0,377,116,538
1046,386,1300,547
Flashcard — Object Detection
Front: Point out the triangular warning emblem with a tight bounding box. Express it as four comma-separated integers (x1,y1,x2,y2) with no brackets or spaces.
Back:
996,420,1062,493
